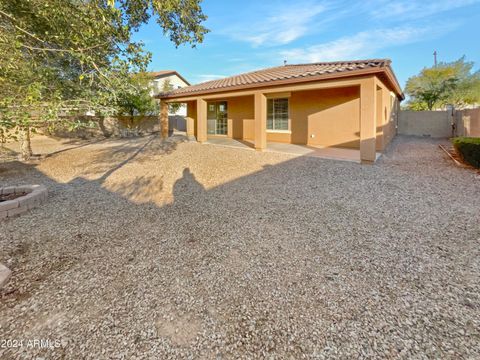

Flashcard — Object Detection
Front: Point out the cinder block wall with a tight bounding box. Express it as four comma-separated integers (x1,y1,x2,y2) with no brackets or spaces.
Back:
456,108,480,137
45,115,187,138
398,110,453,138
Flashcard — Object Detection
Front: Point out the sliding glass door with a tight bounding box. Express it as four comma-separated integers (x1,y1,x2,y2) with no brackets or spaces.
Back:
207,101,228,135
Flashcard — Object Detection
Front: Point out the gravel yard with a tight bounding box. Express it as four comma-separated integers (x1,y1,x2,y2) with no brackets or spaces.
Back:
0,134,479,359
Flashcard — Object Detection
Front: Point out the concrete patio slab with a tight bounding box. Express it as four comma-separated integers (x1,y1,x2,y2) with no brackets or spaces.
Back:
205,137,254,150
204,137,381,162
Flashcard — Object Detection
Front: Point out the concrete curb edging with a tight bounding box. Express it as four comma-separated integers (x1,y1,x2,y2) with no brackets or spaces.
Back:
0,185,48,220
0,263,11,288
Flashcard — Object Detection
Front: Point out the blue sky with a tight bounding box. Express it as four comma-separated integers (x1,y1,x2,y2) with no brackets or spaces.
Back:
133,0,480,88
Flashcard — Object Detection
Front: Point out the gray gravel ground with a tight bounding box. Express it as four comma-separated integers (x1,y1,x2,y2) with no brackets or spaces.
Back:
0,134,479,359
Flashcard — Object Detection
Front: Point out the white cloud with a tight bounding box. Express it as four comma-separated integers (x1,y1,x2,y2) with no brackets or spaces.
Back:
225,1,329,47
369,0,480,20
217,0,477,51
280,24,457,63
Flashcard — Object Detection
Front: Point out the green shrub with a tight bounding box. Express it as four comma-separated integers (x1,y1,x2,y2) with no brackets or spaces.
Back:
452,137,480,168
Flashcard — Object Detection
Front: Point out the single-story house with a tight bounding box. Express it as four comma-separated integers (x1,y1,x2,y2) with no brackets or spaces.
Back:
157,59,404,163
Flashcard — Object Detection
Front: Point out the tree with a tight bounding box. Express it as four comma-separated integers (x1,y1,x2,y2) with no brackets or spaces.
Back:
116,73,158,134
0,0,208,159
162,79,182,114
405,57,480,110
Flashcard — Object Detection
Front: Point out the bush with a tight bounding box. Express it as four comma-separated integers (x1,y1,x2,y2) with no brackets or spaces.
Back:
452,137,480,168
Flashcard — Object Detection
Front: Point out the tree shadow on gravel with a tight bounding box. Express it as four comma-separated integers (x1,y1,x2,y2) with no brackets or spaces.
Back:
44,137,108,158
73,134,188,183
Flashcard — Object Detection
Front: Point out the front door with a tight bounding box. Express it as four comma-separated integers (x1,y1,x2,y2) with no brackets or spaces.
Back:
207,101,228,135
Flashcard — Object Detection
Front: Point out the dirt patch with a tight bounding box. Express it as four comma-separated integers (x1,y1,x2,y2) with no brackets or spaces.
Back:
0,253,77,305
156,313,202,346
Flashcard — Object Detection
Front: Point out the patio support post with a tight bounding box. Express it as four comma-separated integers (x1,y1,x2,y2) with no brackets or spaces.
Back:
254,92,267,150
197,98,207,143
186,102,195,138
186,116,195,138
160,99,169,139
185,101,197,139
360,77,377,163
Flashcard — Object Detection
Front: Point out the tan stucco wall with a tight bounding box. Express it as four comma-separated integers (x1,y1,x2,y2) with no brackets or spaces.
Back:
290,87,361,148
381,96,399,150
224,89,361,147
374,77,399,151
228,96,295,143
267,132,291,143
228,95,255,140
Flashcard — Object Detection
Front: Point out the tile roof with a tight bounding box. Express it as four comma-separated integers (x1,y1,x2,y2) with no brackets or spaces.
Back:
159,59,402,99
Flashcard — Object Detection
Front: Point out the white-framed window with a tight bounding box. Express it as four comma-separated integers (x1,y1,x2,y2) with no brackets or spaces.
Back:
267,98,289,131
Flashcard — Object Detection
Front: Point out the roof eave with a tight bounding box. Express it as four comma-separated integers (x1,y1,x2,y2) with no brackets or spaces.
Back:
158,67,403,100
383,65,405,100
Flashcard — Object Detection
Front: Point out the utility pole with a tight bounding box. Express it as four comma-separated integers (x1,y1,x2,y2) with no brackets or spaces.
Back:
433,50,437,67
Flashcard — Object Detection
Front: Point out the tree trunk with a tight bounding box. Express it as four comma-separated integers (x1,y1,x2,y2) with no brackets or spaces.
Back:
0,130,5,148
20,126,33,160
98,116,111,138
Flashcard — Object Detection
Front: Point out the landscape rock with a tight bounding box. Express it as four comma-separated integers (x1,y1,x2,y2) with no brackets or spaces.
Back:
0,135,478,358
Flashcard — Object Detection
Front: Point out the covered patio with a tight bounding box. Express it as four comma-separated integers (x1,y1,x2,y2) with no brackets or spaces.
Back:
157,60,403,164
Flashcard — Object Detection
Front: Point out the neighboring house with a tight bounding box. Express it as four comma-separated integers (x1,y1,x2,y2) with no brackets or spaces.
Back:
148,70,190,117
158,59,404,163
